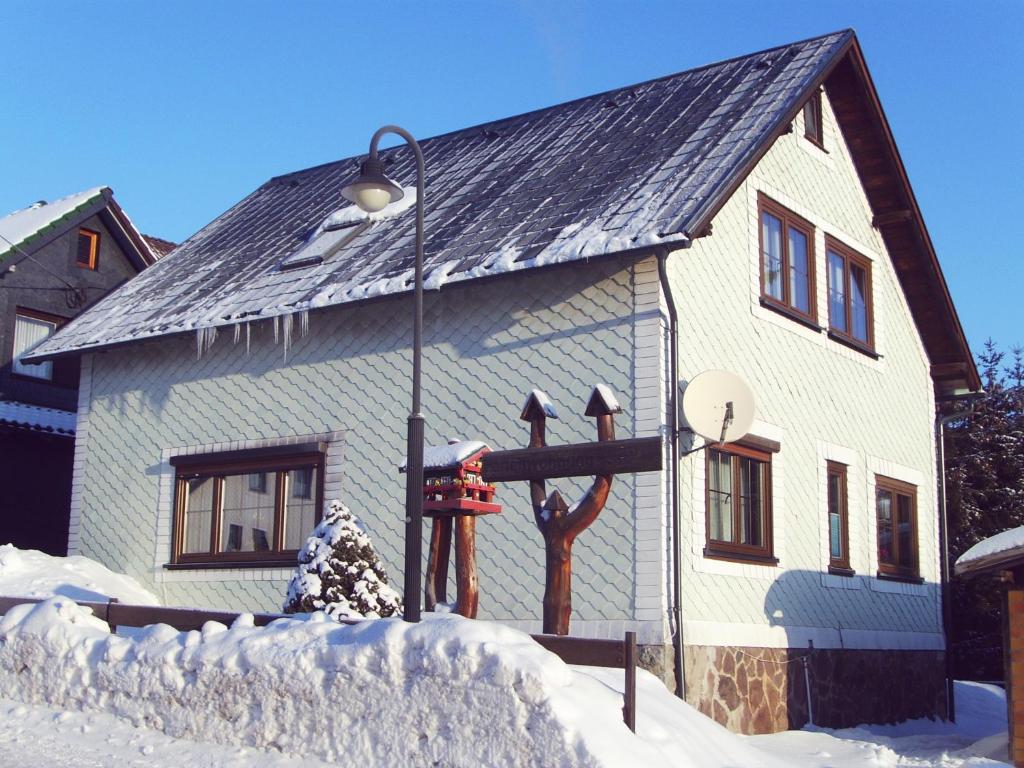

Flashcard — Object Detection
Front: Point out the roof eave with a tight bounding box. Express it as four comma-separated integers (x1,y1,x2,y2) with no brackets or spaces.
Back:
676,32,979,394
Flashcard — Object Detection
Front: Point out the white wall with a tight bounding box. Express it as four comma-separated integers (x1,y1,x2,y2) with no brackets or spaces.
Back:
667,89,943,651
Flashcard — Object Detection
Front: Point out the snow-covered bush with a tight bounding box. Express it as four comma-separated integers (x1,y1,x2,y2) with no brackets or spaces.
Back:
283,500,402,619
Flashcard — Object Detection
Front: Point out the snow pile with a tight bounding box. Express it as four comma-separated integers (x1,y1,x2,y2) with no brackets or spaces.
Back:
0,599,709,767
282,501,401,619
749,680,1009,767
0,545,159,605
957,526,1024,569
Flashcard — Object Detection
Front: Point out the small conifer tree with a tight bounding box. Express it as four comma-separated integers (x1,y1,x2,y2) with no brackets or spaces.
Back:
283,500,402,619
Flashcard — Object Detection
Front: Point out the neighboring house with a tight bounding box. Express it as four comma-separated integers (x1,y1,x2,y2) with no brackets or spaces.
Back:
27,31,980,733
0,188,162,555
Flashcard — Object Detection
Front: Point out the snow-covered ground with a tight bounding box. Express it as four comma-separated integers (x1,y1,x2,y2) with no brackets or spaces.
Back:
0,544,159,604
0,547,1009,767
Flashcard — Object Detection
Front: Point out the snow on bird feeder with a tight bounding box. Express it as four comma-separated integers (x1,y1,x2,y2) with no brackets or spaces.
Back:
400,439,501,618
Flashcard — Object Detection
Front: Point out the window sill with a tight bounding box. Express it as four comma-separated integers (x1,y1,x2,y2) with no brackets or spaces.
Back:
703,547,779,567
828,565,856,577
875,571,924,585
165,558,297,571
759,298,822,333
827,330,880,359
804,135,828,153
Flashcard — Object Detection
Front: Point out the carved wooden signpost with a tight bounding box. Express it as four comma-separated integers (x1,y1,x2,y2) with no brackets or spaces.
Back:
481,386,663,635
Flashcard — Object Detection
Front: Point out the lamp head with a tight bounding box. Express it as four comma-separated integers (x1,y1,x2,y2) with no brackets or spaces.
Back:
341,156,404,213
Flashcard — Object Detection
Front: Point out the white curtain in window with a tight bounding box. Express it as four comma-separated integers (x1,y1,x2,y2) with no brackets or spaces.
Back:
12,314,55,379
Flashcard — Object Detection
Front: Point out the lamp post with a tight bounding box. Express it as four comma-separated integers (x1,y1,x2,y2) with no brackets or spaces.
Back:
342,125,425,623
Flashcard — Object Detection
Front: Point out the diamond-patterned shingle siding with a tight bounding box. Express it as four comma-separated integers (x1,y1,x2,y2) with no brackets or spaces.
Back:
671,85,942,645
31,31,851,360
76,260,640,626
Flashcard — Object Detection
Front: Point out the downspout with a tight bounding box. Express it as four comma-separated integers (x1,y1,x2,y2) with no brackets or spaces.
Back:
656,247,686,698
935,399,978,723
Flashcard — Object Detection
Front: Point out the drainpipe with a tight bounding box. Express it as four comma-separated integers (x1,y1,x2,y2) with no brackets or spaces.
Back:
656,247,686,699
936,398,979,723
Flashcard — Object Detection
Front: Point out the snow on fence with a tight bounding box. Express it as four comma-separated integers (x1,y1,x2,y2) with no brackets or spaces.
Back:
0,595,637,730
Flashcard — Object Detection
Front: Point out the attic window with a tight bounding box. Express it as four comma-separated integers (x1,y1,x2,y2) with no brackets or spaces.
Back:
803,90,824,149
76,228,100,269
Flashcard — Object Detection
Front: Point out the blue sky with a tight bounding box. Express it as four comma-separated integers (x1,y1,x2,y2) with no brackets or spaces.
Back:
2,1,1021,353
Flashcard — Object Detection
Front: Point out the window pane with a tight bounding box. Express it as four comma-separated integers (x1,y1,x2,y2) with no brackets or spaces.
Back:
761,212,784,301
788,226,810,313
183,478,214,554
876,488,894,565
221,472,277,553
850,262,869,342
738,457,763,547
77,232,95,265
12,314,56,379
708,451,733,542
896,493,914,568
284,466,319,549
827,251,847,332
804,99,820,140
827,473,843,560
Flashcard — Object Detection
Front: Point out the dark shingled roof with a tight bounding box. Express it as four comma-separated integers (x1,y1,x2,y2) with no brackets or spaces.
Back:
33,31,854,358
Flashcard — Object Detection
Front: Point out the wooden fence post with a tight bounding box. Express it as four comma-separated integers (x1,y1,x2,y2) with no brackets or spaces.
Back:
623,630,637,732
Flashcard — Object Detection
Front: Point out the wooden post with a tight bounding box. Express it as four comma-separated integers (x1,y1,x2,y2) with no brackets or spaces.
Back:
424,517,452,611
526,387,620,635
454,515,479,618
623,630,637,732
107,596,119,634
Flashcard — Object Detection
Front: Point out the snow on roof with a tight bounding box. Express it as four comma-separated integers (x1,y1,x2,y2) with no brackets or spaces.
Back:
0,400,76,436
27,32,853,361
400,439,490,471
956,526,1024,575
0,187,106,259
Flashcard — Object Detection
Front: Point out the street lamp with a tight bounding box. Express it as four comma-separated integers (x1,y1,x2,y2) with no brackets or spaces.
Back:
342,125,426,623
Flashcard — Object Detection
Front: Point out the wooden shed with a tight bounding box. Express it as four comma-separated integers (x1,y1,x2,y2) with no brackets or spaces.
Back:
956,526,1024,767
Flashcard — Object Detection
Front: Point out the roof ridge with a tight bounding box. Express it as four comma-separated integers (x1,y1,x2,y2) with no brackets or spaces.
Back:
266,29,853,186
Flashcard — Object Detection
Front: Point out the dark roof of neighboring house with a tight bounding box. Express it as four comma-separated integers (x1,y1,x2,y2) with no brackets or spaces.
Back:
142,235,177,259
26,30,979,392
0,400,76,437
0,187,158,272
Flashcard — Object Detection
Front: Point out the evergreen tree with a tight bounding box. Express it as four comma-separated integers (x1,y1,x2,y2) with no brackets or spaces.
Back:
283,500,403,619
945,341,1024,679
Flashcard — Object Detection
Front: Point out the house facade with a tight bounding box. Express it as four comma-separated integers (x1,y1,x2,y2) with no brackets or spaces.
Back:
27,31,979,732
0,188,160,554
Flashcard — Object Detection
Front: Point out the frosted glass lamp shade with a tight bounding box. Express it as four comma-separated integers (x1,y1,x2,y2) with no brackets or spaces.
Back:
341,157,404,213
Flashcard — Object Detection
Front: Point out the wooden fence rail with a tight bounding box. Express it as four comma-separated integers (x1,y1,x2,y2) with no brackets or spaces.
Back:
0,595,637,731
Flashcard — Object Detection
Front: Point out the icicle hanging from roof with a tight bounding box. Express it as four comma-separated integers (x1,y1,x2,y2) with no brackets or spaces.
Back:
195,326,218,359
233,323,241,345
282,313,293,361
272,316,279,345
245,322,252,356
299,310,309,337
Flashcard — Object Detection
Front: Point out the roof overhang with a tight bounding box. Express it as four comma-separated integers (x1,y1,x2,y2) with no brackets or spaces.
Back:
956,548,1024,579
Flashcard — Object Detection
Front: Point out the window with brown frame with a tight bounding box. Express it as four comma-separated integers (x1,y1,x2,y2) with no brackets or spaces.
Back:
803,90,824,148
76,228,100,270
758,194,816,325
169,445,324,567
826,461,852,574
11,307,64,380
705,442,775,563
826,236,874,352
875,475,919,580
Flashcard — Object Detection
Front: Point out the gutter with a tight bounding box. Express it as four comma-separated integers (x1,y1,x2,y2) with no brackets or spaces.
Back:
936,398,979,723
656,246,687,698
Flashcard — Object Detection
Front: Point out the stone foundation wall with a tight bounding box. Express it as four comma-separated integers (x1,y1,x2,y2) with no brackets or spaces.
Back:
684,644,946,734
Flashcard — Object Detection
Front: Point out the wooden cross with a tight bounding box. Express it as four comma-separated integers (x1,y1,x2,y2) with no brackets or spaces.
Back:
482,386,662,635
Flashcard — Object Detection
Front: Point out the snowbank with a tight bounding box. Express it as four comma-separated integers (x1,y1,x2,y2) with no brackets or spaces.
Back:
0,545,159,604
1,598,720,767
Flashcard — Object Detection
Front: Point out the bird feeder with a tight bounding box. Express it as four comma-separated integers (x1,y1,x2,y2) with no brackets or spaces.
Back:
401,439,501,617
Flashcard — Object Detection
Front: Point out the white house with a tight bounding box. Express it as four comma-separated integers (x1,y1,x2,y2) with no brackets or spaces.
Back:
27,30,979,733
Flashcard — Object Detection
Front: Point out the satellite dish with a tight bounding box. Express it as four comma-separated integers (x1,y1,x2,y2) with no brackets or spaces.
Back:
680,370,755,444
